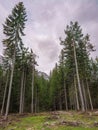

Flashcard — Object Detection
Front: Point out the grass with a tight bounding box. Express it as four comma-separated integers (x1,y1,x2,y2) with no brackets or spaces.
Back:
0,111,98,130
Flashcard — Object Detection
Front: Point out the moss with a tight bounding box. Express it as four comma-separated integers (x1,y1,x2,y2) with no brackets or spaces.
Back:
0,111,98,130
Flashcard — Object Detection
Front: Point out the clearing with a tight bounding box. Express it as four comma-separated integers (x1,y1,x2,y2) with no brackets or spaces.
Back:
0,111,98,130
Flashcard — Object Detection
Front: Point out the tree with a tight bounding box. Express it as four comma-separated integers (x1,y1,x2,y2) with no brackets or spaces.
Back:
73,39,85,111
59,49,68,110
3,2,27,118
19,47,29,114
60,22,94,111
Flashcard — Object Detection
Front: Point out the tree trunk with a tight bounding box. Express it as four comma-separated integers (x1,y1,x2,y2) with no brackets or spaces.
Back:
22,72,26,113
74,76,80,111
19,70,24,114
86,79,93,111
31,66,34,113
37,93,39,113
82,80,87,111
59,89,62,110
64,77,68,111
73,41,85,112
34,86,37,113
1,71,9,115
53,98,56,111
4,50,15,119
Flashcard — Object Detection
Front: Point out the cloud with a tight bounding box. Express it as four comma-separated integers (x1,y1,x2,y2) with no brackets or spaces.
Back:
38,39,59,62
0,0,98,74
76,1,98,23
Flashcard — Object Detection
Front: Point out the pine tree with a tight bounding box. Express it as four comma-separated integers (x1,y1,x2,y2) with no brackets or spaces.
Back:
30,50,37,113
3,2,27,118
59,49,68,110
19,47,29,114
60,22,93,111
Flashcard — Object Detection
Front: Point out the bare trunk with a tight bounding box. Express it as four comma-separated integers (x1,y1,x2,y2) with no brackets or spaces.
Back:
69,89,72,110
74,76,80,111
64,78,68,111
19,70,24,114
5,51,15,119
31,66,34,113
73,41,85,112
86,79,93,111
82,80,87,111
37,94,39,113
1,71,9,115
59,89,62,110
53,98,56,111
22,72,26,113
34,87,37,113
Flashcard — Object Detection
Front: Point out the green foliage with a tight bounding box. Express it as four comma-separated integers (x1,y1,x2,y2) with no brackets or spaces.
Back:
3,2,27,58
0,0,98,117
49,21,95,111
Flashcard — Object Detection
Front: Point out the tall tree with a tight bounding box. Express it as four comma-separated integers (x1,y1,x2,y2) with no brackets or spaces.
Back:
60,22,94,111
30,50,37,113
59,49,68,110
3,2,27,118
19,47,29,114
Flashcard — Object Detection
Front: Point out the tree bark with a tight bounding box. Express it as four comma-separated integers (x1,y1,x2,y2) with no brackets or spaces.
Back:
19,70,24,114
74,76,80,111
22,72,26,113
37,92,39,113
86,79,93,111
64,77,68,111
1,71,9,115
4,50,15,119
73,40,85,112
59,89,62,110
82,80,87,111
34,86,37,113
31,66,34,113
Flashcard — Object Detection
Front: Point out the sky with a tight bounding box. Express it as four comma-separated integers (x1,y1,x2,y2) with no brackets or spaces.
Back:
0,0,98,74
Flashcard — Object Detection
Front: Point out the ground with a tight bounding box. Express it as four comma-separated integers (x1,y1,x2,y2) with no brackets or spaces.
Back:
0,111,98,130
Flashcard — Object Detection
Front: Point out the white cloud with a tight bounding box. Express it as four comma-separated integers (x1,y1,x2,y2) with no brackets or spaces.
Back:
0,0,98,74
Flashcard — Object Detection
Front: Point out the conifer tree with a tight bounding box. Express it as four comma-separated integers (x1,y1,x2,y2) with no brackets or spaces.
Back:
3,2,27,118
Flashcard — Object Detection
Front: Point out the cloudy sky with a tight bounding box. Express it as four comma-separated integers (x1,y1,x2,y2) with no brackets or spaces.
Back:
0,0,98,74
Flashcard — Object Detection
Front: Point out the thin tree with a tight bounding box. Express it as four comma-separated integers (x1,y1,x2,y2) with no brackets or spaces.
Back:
3,2,27,118
30,50,37,113
1,71,9,115
73,39,85,111
74,75,80,111
19,47,28,114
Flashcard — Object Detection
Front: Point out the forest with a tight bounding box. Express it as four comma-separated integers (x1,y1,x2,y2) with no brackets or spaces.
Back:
0,2,98,130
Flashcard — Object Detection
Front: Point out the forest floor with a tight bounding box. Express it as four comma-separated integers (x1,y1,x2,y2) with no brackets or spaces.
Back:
0,111,98,130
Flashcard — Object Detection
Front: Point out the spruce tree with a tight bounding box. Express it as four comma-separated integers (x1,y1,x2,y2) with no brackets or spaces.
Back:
3,2,27,118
